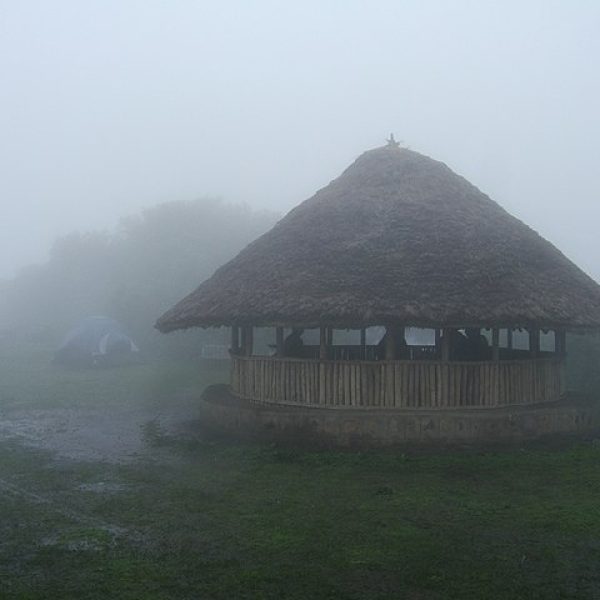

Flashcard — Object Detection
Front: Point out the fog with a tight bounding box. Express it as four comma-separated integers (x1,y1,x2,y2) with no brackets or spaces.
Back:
1,1,599,280
3,5,600,593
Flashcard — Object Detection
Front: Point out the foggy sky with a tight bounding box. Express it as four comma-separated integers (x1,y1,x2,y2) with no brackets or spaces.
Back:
1,1,599,280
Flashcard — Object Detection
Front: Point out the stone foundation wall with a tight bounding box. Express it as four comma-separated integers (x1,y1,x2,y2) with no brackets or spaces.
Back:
201,385,600,447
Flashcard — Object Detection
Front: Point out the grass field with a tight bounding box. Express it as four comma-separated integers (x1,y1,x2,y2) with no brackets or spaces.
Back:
2,343,600,599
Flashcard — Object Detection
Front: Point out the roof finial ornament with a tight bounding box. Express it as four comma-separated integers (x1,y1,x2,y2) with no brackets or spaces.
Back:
387,133,400,147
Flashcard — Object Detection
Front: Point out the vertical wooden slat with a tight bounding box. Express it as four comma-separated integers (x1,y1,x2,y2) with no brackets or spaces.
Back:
343,363,351,406
479,363,485,407
435,363,442,407
447,363,453,407
394,363,401,407
300,361,305,403
331,361,337,405
484,362,490,407
388,363,396,408
455,364,462,408
319,362,326,405
420,363,427,407
313,361,319,405
490,363,496,406
464,364,471,406
337,363,344,406
494,363,500,406
427,363,434,407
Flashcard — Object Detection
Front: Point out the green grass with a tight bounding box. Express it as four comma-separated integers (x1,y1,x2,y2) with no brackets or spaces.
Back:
1,343,600,599
0,341,228,412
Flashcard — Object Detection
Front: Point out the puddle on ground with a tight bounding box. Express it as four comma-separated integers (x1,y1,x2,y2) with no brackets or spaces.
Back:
0,405,201,463
77,482,129,494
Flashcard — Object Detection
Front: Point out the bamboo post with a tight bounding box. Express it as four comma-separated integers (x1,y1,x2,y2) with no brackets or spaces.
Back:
441,328,451,362
276,327,284,357
231,326,239,354
555,329,566,356
529,328,539,358
385,326,395,360
556,329,567,396
244,326,254,357
492,328,500,361
240,327,247,356
360,328,366,360
320,326,328,360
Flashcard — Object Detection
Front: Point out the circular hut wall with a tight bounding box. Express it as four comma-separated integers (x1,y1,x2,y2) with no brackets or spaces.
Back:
229,327,566,410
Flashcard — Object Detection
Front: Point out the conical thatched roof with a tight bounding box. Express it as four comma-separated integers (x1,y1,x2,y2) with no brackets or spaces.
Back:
156,143,600,332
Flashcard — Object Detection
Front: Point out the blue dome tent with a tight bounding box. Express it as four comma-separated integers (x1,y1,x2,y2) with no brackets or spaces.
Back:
54,316,139,367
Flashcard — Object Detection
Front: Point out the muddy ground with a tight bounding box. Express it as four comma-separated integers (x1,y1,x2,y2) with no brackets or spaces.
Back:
0,394,202,463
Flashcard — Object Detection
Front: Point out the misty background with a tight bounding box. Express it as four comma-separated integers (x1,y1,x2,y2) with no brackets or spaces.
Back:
1,1,599,360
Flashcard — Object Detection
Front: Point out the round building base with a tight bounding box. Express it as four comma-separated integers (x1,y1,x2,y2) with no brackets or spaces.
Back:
201,384,600,448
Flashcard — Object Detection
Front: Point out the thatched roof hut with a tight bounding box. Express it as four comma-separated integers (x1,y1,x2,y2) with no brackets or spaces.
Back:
156,141,600,443
157,142,600,333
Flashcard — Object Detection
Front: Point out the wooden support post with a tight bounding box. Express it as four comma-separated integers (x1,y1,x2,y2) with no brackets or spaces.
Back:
240,327,247,355
441,328,451,362
507,328,513,351
555,329,567,356
529,327,539,358
435,328,441,347
327,327,333,346
385,326,396,360
244,326,253,357
231,326,239,355
556,329,567,396
492,328,500,361
320,326,328,360
360,328,366,360
276,327,284,357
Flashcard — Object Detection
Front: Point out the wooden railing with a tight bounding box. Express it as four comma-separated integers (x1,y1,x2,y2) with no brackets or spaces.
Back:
230,356,565,409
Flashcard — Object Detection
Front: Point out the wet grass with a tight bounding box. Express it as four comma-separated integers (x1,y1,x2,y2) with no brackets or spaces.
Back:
1,343,600,599
0,341,228,413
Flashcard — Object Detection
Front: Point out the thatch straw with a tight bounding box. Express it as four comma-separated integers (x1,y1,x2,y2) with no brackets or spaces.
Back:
156,144,600,332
